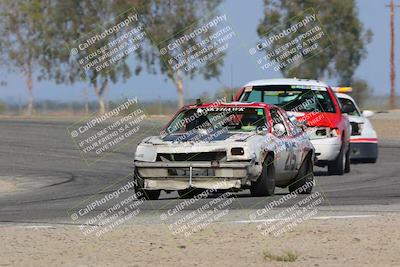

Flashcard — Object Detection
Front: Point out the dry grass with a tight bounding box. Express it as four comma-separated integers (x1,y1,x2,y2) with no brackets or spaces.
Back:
263,249,299,262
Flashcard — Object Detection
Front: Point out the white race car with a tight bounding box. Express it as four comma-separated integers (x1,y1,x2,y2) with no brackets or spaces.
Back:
133,102,315,200
336,92,378,163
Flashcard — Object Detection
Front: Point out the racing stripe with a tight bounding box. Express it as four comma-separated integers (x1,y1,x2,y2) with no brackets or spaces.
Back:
350,138,378,143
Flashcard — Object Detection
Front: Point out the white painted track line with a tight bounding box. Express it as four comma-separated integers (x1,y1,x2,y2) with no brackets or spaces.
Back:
231,214,376,224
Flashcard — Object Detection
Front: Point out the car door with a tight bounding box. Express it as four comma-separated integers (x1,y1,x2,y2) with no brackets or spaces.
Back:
277,108,300,179
269,108,296,181
280,109,305,175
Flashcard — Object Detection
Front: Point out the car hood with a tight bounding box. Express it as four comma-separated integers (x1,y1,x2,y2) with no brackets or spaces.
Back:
287,111,342,128
346,115,364,124
145,130,257,145
135,130,269,162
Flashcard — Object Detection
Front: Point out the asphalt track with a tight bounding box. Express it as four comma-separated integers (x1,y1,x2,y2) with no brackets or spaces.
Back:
0,118,399,226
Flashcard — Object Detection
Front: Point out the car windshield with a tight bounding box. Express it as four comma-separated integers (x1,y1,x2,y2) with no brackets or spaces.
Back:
338,97,360,116
240,85,336,113
166,107,267,134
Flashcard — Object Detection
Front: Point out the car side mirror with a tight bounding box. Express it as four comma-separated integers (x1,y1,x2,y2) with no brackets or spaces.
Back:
272,123,286,137
341,104,354,114
294,119,307,131
362,110,374,118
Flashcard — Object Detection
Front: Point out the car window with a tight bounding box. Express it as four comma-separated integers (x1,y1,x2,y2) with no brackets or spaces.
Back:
338,98,360,116
277,109,297,135
245,90,262,102
166,107,267,134
240,85,336,113
270,108,289,136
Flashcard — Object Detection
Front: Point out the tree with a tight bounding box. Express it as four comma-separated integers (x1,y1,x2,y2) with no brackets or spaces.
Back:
214,86,237,101
42,0,148,113
40,0,147,114
2,0,225,113
257,0,372,85
133,0,225,107
44,0,225,112
0,0,53,115
349,78,373,108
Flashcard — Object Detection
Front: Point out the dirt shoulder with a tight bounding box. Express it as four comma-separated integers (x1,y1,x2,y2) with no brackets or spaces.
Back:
369,111,400,140
1,215,399,267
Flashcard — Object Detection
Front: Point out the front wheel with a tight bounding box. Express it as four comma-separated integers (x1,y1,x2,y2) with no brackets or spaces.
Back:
289,154,314,194
250,155,275,197
328,144,346,175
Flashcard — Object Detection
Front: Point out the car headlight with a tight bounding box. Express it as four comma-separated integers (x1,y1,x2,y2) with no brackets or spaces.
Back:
328,128,340,137
134,144,157,162
308,127,340,139
231,147,244,155
350,122,363,136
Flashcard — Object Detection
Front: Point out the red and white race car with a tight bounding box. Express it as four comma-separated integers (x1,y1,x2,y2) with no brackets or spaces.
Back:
235,78,352,175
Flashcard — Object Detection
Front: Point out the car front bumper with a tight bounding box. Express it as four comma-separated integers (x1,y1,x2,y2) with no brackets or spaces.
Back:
134,161,259,190
349,141,378,160
311,137,341,162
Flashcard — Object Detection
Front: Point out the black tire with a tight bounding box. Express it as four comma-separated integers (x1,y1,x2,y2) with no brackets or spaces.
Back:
289,154,314,194
344,144,351,173
140,189,160,200
328,145,345,175
134,171,160,200
250,155,275,197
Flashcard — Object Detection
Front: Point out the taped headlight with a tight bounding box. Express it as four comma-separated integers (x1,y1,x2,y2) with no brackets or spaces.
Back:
134,144,157,162
350,122,363,136
231,147,244,155
328,128,340,137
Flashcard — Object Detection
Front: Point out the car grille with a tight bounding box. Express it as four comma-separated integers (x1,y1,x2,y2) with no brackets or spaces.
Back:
167,168,216,176
156,152,227,162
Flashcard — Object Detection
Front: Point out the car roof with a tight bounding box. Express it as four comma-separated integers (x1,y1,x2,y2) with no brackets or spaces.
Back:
243,78,329,88
336,92,355,101
183,101,276,110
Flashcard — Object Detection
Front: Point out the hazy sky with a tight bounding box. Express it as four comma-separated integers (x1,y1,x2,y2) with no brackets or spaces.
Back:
0,0,395,103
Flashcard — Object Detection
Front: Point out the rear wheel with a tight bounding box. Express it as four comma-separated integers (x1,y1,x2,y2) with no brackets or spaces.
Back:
134,171,160,200
289,154,314,194
344,144,351,173
250,155,275,197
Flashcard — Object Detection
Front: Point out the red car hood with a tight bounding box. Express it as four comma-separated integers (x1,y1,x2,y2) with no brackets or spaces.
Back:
287,111,341,128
